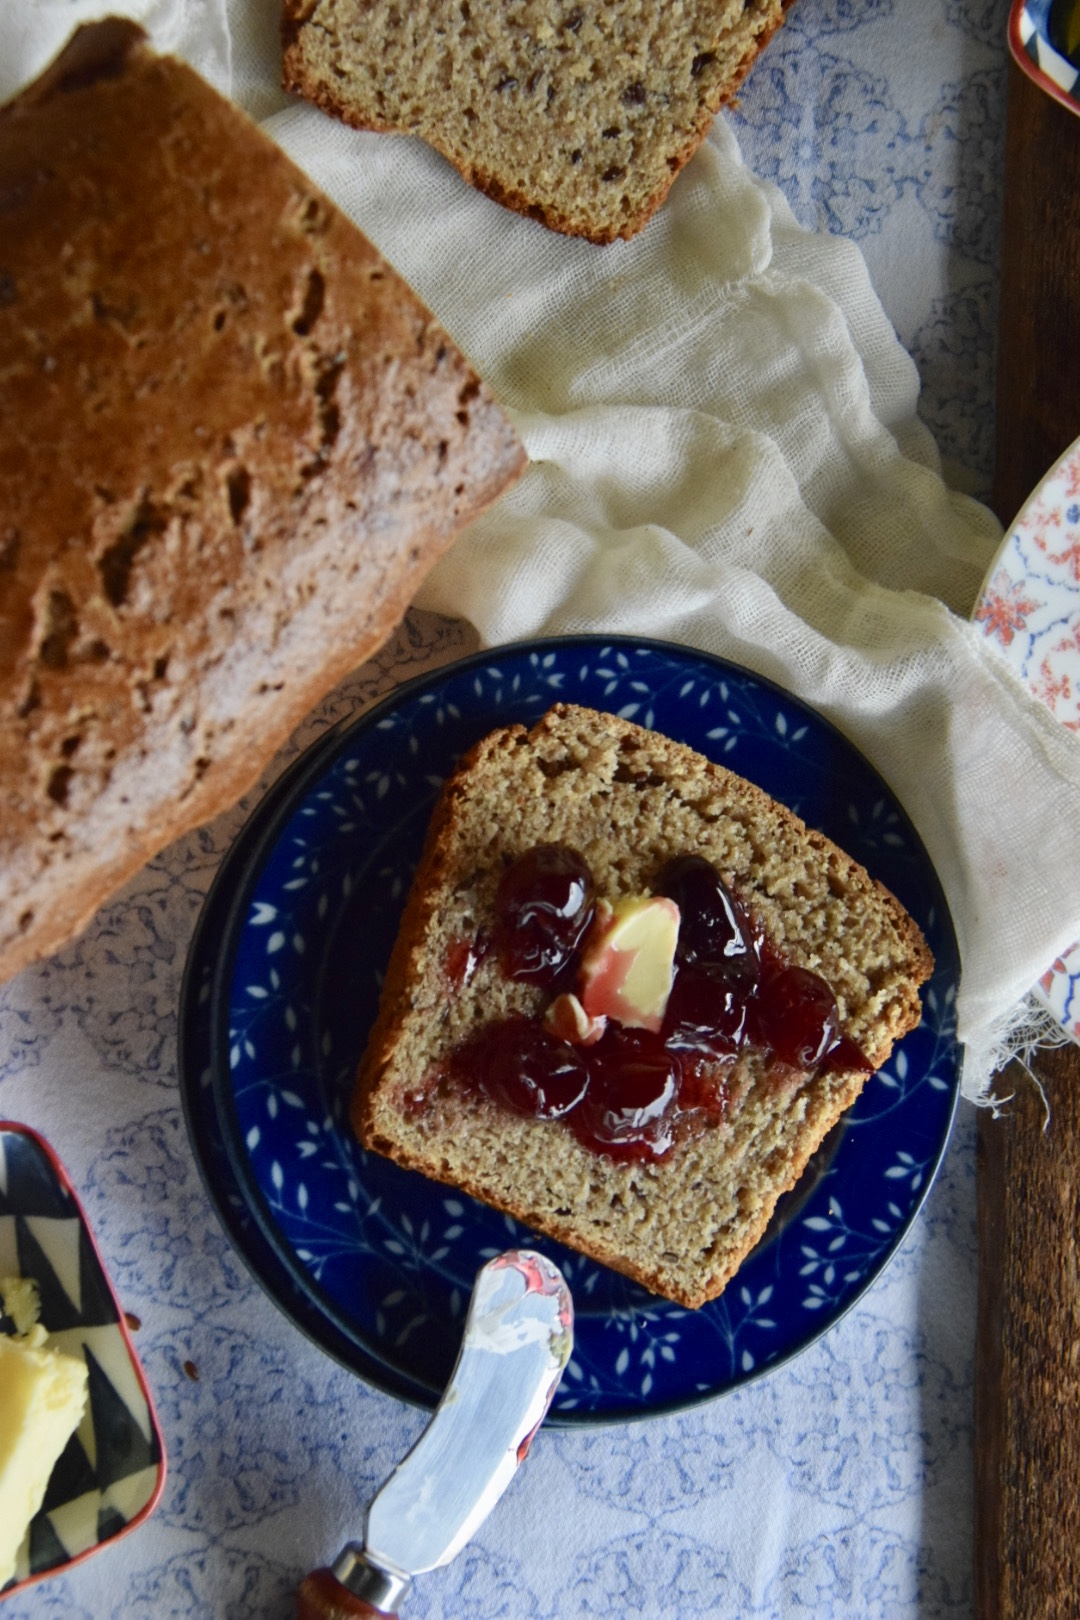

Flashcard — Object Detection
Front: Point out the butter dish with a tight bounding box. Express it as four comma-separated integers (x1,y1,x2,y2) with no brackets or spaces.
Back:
0,1122,164,1601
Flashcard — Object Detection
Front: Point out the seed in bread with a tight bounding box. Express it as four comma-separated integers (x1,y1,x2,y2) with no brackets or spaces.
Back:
0,18,525,986
354,704,933,1309
281,0,790,244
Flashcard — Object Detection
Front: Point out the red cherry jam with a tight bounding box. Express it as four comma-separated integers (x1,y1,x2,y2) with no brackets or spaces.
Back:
493,844,595,987
751,964,840,1067
456,847,870,1162
456,1018,589,1120
662,962,750,1055
654,854,760,974
570,1028,682,1161
446,934,490,991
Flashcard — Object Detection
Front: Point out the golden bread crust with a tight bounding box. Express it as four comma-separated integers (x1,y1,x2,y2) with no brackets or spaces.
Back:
0,19,525,982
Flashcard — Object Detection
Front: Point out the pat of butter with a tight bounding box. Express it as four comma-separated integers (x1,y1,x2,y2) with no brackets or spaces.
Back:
579,895,680,1033
0,1328,88,1586
1,1277,40,1337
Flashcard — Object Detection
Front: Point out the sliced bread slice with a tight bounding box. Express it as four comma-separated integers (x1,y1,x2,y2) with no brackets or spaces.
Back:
354,703,932,1307
282,0,790,243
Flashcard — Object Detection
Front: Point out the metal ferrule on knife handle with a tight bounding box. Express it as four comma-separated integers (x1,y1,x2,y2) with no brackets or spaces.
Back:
295,1545,412,1620
295,1563,399,1620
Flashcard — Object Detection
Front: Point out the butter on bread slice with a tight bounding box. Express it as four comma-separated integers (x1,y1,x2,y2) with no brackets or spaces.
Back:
353,704,932,1308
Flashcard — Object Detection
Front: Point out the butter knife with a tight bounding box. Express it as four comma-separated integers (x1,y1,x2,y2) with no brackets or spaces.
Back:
296,1250,574,1619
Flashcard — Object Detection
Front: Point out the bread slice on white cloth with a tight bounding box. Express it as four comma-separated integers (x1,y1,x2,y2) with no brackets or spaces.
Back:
281,0,789,243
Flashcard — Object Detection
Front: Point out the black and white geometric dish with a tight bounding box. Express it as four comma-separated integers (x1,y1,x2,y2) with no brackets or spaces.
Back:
0,1122,165,1601
179,636,962,1425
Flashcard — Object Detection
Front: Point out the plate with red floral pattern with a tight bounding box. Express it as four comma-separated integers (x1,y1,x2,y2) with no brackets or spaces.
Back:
974,432,1080,1041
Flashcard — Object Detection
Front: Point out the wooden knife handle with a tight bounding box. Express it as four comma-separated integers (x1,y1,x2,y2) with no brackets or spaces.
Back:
296,1568,397,1620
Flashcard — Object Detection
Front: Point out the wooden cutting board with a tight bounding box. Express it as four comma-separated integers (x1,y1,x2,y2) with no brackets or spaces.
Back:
975,54,1080,1620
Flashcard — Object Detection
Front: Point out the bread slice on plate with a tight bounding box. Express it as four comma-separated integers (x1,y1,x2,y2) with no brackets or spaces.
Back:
354,704,933,1309
0,18,525,986
281,0,790,244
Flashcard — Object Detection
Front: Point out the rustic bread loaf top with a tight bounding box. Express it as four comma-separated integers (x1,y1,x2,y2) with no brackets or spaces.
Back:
354,704,932,1307
0,17,525,984
282,0,789,243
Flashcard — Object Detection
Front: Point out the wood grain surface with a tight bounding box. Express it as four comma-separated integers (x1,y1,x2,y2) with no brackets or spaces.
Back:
993,61,1080,526
975,54,1080,1620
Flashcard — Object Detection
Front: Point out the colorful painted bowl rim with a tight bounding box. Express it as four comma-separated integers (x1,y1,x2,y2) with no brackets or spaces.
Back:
1008,0,1080,119
973,430,1080,1041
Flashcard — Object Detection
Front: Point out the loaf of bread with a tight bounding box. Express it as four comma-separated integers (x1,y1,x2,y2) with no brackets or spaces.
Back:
281,0,790,244
355,704,933,1308
0,18,525,986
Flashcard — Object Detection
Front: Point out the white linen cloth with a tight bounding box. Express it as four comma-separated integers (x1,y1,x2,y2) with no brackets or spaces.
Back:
7,0,1080,1097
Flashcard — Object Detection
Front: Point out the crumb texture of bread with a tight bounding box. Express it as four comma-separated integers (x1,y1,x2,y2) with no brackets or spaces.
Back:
281,0,789,243
354,704,933,1308
0,18,525,985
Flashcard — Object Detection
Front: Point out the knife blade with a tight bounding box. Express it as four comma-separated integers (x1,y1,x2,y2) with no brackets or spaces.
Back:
296,1249,574,1620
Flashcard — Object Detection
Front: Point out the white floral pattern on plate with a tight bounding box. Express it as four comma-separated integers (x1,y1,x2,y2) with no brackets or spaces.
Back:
974,434,1080,1040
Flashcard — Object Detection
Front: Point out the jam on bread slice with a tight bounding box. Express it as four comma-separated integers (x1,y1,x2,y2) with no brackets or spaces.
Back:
354,704,933,1308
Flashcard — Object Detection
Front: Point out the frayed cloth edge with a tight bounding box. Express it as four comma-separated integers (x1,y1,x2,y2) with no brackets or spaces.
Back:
961,994,1077,1123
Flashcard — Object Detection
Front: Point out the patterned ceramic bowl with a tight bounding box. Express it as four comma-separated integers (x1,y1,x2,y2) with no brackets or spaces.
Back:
974,433,1080,1041
1009,0,1080,117
0,1122,165,1602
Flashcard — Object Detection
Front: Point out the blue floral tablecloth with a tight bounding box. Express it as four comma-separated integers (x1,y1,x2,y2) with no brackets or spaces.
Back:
0,0,1004,1610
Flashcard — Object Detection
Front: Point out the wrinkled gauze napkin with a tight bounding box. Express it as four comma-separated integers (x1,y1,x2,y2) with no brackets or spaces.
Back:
8,0,1080,1102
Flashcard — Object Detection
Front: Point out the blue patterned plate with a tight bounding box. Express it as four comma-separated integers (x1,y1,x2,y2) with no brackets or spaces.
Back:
178,637,960,1424
0,1122,166,1598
